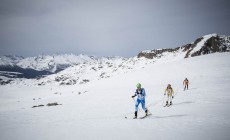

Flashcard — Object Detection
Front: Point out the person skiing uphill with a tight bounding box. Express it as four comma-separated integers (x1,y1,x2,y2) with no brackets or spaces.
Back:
183,78,189,90
132,83,149,119
164,84,174,106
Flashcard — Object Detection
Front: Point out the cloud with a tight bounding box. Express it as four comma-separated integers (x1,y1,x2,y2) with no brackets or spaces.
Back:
0,0,230,57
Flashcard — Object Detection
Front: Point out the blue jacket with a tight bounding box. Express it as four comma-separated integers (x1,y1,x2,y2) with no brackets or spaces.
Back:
134,88,146,100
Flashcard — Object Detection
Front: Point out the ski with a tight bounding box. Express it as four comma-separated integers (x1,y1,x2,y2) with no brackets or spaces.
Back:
163,103,172,107
139,113,152,119
125,113,152,119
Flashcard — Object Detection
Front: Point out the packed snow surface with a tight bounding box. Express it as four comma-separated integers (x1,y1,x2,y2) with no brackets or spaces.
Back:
0,53,230,140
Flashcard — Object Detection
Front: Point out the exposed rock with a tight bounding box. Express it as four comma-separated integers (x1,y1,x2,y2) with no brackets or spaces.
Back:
59,79,77,85
138,47,180,59
91,67,97,71
54,92,62,95
55,75,68,82
79,79,90,84
38,82,46,86
32,104,45,108
187,35,230,58
47,102,61,106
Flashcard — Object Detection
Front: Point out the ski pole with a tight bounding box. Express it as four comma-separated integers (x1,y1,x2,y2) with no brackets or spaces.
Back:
162,94,166,106
132,97,141,112
173,85,181,97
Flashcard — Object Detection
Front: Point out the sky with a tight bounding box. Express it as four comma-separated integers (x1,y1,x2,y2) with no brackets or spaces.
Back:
0,0,230,57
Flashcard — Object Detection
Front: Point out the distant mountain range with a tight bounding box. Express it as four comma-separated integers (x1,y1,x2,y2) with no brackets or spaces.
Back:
0,33,229,85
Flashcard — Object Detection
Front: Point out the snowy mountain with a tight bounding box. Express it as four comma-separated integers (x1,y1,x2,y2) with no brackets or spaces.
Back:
138,34,230,59
0,52,230,140
0,33,230,140
17,54,95,72
0,54,102,81
0,55,24,66
0,54,96,73
0,33,229,86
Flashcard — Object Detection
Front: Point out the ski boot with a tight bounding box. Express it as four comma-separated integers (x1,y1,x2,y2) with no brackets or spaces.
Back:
133,111,137,119
145,109,148,116
164,101,168,107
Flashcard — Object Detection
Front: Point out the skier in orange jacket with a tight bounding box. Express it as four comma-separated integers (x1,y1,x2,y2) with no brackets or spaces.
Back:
183,78,189,90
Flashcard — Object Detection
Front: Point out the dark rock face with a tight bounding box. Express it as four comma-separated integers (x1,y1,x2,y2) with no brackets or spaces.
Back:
184,37,204,58
187,35,230,58
137,47,180,59
137,35,230,59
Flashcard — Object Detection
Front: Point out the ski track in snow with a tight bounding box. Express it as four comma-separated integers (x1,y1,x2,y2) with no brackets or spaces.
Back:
0,53,230,140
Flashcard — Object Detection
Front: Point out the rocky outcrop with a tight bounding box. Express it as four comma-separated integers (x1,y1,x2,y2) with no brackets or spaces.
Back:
138,47,180,59
138,34,230,59
186,35,230,58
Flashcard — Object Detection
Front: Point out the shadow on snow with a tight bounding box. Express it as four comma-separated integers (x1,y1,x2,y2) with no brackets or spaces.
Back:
173,101,194,106
151,114,187,119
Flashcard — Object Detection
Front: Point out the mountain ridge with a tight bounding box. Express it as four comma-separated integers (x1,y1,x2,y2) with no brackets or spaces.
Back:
0,33,229,85
138,34,230,59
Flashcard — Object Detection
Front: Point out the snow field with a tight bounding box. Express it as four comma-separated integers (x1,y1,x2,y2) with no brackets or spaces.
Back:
0,52,230,140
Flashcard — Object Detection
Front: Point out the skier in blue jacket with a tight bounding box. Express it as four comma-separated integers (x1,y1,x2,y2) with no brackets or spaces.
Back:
132,83,149,119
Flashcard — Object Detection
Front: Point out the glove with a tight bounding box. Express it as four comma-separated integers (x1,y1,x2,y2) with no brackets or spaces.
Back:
164,93,166,95
172,96,174,99
132,95,135,98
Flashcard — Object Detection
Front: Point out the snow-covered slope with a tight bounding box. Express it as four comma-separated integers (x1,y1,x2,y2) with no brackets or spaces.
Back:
0,52,230,140
0,34,230,86
8,53,188,86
